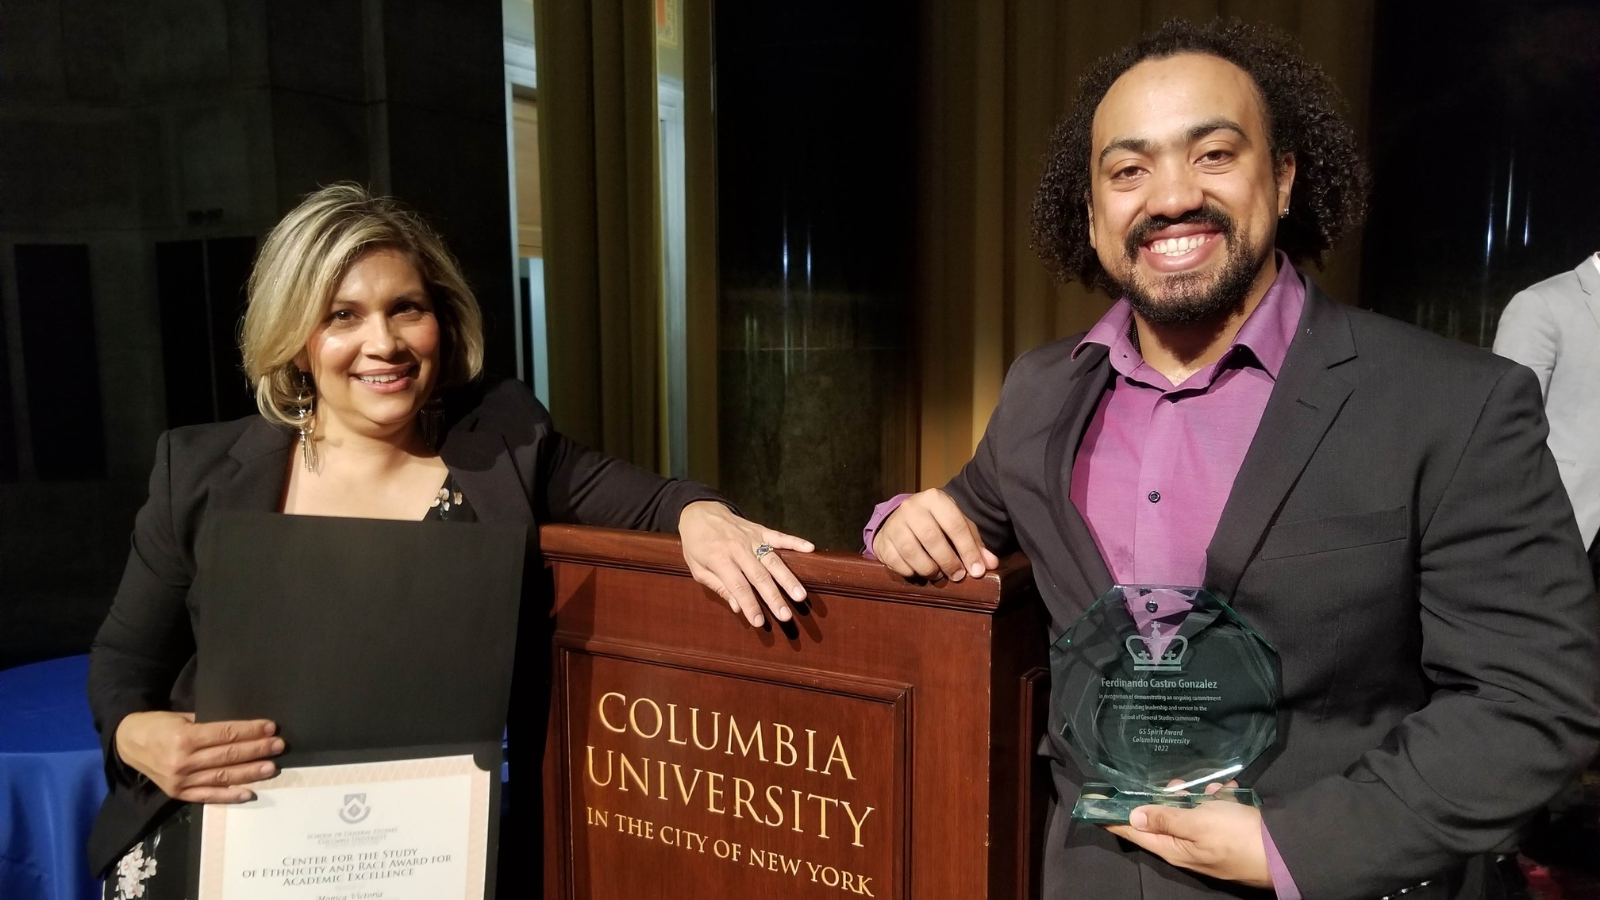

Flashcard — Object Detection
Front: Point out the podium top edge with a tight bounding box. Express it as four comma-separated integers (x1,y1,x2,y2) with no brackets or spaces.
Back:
536,524,1035,613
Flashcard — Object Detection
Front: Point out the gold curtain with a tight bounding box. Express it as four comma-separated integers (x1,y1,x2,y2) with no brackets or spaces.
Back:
532,0,662,467
681,0,719,487
915,0,1375,489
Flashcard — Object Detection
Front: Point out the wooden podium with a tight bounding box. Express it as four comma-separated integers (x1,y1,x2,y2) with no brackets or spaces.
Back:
540,525,1051,899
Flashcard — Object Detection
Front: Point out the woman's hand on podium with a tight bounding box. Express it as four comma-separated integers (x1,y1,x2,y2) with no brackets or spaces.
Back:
678,501,814,628
871,489,1000,582
114,711,284,803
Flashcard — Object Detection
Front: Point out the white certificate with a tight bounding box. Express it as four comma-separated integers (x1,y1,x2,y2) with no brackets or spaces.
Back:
197,755,491,900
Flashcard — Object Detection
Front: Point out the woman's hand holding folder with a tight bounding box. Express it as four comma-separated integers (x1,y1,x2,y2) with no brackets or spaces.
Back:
114,711,285,803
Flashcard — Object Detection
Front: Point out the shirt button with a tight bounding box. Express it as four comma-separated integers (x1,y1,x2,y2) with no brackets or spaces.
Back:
1148,490,1161,503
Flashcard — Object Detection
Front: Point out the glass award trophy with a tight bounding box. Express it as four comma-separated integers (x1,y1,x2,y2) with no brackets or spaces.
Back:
1050,585,1280,824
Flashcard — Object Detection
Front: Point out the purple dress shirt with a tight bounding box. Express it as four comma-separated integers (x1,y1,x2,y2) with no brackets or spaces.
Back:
1071,254,1303,899
1068,255,1302,587
862,253,1307,898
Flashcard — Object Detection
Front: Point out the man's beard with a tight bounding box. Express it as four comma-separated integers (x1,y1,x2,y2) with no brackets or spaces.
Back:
1110,206,1270,327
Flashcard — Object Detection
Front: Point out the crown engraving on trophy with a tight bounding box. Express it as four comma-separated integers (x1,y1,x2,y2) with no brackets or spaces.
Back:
1126,624,1188,673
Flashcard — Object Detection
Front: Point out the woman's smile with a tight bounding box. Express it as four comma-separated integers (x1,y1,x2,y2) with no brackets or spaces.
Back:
351,364,420,393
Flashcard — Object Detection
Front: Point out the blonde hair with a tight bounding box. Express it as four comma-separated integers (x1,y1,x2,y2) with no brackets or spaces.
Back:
241,183,484,427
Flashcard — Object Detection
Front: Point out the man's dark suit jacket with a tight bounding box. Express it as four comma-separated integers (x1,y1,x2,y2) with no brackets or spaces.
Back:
84,377,724,876
943,279,1600,900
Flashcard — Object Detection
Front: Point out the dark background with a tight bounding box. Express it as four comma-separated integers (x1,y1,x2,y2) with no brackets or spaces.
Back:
1362,0,1600,347
715,0,918,552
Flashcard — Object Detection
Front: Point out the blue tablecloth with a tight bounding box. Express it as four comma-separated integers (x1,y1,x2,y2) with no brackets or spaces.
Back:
0,656,513,900
0,655,106,900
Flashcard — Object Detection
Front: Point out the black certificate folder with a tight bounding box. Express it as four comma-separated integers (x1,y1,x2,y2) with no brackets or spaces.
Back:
194,511,525,750
192,511,526,900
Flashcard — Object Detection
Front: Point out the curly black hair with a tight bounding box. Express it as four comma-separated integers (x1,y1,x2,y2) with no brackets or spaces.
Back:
1031,18,1369,294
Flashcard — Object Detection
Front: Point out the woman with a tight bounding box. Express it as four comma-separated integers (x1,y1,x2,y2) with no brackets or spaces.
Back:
86,184,810,899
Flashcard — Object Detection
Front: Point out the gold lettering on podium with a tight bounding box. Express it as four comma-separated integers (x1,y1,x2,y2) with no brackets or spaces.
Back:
841,801,873,848
580,691,875,847
727,717,766,761
598,692,627,733
733,777,760,820
807,794,837,839
666,704,689,745
706,771,726,814
821,736,855,780
775,723,797,766
630,697,664,739
618,753,647,793
765,785,786,826
572,659,894,898
586,746,613,786
691,708,721,750
673,763,702,803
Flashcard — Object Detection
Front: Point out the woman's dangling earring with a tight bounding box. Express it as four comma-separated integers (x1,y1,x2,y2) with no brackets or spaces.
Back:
419,395,444,452
293,371,319,472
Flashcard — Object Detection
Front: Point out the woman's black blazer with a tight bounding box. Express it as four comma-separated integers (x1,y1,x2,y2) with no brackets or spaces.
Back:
84,377,724,875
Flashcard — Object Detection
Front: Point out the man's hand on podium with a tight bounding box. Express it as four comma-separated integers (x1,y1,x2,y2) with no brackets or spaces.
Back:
678,501,815,628
871,489,1000,582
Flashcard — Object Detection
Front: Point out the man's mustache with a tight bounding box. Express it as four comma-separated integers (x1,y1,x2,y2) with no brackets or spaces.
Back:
1123,206,1236,259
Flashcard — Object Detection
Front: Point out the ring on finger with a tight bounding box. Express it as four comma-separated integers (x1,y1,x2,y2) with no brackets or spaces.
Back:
754,543,774,560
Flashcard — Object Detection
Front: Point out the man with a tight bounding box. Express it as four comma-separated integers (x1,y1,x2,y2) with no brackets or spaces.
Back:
865,19,1600,900
1494,256,1600,581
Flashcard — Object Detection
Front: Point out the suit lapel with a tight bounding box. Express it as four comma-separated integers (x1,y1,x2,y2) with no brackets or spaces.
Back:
214,418,294,512
440,415,536,525
1204,283,1358,600
1574,256,1600,333
1044,344,1116,598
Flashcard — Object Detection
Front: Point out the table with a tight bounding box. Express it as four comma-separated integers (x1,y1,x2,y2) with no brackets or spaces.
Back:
0,656,516,900
0,655,106,900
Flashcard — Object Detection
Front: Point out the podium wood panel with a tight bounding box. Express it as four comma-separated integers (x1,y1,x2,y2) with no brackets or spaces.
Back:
540,525,1049,899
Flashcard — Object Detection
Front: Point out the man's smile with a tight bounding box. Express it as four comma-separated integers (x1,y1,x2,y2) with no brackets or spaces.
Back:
1138,227,1223,273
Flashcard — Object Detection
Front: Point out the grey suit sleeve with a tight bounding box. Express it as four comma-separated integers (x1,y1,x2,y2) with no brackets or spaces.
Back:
86,431,197,788
1264,366,1600,900
942,386,1016,554
1492,289,1559,398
